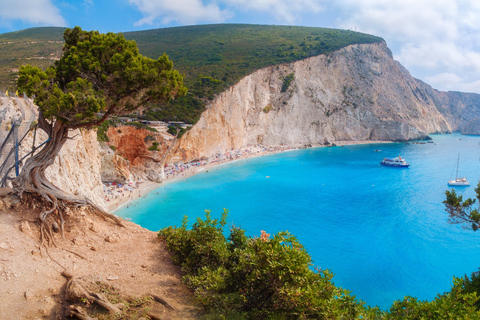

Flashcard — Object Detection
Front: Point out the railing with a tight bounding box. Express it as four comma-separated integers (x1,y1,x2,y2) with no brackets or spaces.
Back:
0,96,42,187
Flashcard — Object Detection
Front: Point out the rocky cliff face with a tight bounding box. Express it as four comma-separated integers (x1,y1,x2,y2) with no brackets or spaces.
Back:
43,129,105,207
0,97,106,208
426,89,480,134
105,126,171,183
173,42,463,161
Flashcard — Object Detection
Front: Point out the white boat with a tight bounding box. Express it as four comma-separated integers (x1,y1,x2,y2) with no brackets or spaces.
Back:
380,156,409,167
448,154,469,186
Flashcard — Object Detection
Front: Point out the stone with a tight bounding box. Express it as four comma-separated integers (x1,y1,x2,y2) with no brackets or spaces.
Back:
24,290,34,300
19,221,34,238
104,233,120,243
61,270,74,279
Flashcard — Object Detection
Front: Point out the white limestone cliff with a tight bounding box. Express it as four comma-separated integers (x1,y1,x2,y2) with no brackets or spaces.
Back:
0,97,105,208
174,42,452,161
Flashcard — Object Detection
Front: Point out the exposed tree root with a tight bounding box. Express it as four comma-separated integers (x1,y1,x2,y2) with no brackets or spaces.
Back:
12,117,124,245
151,293,175,310
66,278,123,315
17,190,124,246
67,305,97,320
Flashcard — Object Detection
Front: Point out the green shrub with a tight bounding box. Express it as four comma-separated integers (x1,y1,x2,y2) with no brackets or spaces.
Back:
124,121,158,132
158,210,378,319
386,277,479,319
96,119,115,142
281,73,294,93
167,125,186,137
159,210,480,319
148,141,159,151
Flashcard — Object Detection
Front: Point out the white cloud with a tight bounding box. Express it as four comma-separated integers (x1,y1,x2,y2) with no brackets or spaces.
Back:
0,0,66,27
221,0,325,24
332,0,480,93
129,0,233,26
425,73,480,94
129,0,326,27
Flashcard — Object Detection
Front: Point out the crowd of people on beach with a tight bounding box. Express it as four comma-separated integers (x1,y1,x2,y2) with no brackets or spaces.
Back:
103,144,296,209
163,144,294,179
103,181,144,203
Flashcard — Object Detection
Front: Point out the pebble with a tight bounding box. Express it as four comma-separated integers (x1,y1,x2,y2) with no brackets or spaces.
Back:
61,270,74,279
24,290,33,300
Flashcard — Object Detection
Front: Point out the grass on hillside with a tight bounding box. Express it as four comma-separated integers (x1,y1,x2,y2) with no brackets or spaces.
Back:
0,27,66,91
0,24,383,123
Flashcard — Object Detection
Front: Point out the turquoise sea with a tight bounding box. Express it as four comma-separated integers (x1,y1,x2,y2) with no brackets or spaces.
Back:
116,133,480,309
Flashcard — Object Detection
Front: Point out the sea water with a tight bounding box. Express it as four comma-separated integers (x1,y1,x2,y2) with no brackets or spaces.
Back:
116,133,480,309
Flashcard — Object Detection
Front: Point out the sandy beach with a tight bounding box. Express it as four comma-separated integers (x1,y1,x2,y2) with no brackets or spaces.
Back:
105,140,392,213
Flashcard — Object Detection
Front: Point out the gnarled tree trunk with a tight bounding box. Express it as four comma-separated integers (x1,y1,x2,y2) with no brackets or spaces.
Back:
12,113,123,242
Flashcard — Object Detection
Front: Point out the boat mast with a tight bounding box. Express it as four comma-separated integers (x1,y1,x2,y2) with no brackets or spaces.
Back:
456,153,460,179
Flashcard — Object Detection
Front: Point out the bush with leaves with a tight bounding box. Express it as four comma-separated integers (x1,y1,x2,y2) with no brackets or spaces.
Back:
385,277,479,319
159,210,480,319
444,182,480,231
159,210,381,319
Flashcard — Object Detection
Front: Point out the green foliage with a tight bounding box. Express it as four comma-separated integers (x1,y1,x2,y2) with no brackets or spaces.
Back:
159,210,480,319
159,210,380,319
123,121,158,132
444,182,480,231
96,119,115,142
167,125,186,137
16,26,186,130
148,141,159,151
385,277,479,319
463,269,480,310
126,24,382,123
2,24,383,123
0,27,66,91
281,73,295,93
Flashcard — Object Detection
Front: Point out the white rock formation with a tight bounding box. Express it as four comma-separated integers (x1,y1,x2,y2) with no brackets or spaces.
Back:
174,42,452,161
0,97,105,208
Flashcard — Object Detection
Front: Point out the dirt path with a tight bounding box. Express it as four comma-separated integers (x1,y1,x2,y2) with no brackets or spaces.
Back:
0,189,201,319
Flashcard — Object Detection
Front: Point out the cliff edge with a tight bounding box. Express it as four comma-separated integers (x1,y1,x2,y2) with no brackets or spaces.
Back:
173,42,464,161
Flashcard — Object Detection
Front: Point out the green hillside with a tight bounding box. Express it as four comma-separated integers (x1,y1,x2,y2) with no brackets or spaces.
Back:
0,24,383,122
0,27,66,91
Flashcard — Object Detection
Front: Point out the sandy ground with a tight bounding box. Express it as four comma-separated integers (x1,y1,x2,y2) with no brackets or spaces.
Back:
0,190,201,319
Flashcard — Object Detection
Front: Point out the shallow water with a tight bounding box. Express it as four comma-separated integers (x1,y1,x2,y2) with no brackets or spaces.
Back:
116,133,480,309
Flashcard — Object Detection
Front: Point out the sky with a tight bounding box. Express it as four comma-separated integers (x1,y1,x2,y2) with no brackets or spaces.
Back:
1,0,479,94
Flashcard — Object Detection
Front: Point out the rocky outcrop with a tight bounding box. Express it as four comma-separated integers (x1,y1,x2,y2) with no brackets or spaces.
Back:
173,42,455,161
44,129,105,207
0,97,106,208
426,89,480,133
105,126,171,183
462,117,480,135
100,144,132,183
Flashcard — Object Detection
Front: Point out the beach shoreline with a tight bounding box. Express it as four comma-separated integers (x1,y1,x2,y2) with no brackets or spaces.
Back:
106,140,392,213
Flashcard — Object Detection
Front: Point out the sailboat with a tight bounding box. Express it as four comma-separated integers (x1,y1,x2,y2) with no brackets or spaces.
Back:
448,154,470,186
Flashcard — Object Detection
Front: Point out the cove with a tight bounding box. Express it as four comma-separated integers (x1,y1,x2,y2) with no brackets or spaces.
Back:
116,133,480,309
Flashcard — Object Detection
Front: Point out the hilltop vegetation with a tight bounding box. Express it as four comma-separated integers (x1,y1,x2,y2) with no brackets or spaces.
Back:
0,24,383,122
0,27,65,91
123,24,383,123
